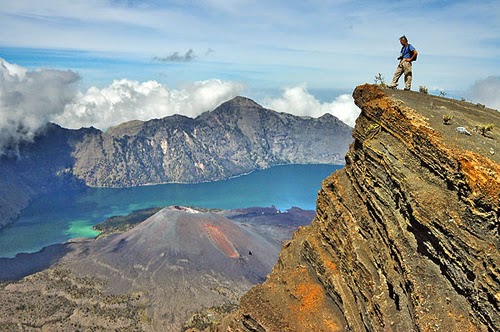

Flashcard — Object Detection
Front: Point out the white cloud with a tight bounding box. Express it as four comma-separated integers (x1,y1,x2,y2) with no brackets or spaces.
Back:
0,59,27,79
54,78,246,130
263,84,360,127
0,58,79,154
467,76,500,110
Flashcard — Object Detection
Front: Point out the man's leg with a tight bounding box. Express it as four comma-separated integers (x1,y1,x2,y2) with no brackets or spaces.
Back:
403,62,412,90
389,63,404,88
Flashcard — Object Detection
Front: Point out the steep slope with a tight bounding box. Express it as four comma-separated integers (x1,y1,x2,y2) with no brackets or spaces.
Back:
64,206,279,330
0,124,94,228
72,96,352,186
221,84,499,331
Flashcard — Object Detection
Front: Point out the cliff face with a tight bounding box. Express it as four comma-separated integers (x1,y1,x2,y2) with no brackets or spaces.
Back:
72,96,351,186
0,124,93,228
222,84,500,331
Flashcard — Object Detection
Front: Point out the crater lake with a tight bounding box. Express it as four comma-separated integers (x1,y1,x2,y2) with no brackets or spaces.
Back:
0,164,342,258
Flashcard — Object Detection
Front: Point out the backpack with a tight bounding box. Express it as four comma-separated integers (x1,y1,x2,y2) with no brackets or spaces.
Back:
402,44,417,62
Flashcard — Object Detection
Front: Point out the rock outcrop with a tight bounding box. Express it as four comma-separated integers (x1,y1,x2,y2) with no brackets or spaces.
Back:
221,84,500,331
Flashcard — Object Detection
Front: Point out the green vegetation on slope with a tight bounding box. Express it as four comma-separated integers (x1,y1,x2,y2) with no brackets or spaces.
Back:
93,207,163,234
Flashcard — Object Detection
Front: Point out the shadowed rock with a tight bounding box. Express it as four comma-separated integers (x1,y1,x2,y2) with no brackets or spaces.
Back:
0,243,72,281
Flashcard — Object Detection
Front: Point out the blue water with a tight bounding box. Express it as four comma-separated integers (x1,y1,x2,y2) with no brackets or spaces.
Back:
0,164,341,258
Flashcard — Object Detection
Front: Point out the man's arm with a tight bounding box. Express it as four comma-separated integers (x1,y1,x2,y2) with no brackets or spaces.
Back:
406,49,418,62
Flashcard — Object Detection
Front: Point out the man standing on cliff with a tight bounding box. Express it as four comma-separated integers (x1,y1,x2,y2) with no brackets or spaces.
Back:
388,35,418,90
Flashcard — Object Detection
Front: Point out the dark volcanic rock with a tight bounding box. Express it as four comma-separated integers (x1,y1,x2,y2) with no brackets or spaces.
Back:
220,85,500,331
64,206,280,330
0,206,315,331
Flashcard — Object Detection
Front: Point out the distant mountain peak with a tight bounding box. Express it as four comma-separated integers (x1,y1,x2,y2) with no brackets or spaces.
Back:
0,94,353,227
210,96,263,116
226,96,262,108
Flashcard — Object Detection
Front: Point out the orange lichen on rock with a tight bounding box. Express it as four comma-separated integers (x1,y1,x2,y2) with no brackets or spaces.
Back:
325,260,338,275
291,283,325,313
280,265,343,332
204,223,240,258
457,152,500,207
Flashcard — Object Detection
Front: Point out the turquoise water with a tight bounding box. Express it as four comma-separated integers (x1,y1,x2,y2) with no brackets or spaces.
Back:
0,164,341,258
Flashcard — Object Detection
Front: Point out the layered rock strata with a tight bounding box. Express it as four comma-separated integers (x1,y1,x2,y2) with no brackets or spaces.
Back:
222,84,500,331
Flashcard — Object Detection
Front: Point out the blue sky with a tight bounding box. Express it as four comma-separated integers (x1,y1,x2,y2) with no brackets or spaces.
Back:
1,0,498,91
0,0,499,139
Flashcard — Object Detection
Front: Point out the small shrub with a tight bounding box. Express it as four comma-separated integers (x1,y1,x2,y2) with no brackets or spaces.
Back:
476,123,495,136
439,91,447,97
419,86,428,94
442,114,453,125
374,73,385,85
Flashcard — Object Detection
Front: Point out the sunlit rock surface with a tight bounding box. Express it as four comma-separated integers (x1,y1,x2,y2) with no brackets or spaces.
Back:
220,85,499,331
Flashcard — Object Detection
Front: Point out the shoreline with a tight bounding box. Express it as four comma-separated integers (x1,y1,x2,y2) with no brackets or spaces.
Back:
0,205,315,259
88,162,344,188
0,164,341,259
0,241,73,282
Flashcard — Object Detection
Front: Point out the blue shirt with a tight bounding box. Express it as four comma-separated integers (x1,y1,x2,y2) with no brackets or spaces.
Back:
401,44,415,59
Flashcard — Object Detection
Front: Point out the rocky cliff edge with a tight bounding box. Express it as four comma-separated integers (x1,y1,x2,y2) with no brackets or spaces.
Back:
220,84,500,331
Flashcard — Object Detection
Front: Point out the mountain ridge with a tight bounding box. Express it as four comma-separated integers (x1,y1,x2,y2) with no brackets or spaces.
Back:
71,95,352,187
1,86,498,331
0,96,353,228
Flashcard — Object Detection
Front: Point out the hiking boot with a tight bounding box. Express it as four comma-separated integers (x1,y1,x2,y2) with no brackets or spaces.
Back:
388,85,397,89
404,88,410,91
